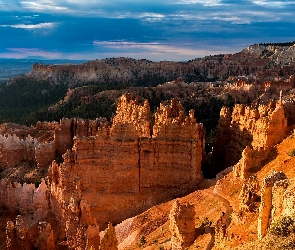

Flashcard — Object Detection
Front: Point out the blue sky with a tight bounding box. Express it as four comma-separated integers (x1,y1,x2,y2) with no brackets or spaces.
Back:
0,0,295,61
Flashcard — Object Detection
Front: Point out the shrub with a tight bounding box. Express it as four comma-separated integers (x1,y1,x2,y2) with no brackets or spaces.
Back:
288,149,295,157
138,236,147,247
269,216,295,236
202,217,212,226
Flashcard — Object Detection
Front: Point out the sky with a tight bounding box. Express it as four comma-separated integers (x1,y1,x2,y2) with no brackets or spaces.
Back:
0,0,295,61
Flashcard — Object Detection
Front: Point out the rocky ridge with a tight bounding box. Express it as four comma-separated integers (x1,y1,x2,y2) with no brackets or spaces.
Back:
23,43,295,88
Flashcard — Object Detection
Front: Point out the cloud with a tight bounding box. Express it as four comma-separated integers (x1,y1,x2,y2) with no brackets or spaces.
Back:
20,1,68,11
93,41,160,48
251,0,295,7
0,22,56,29
92,40,237,59
178,0,223,5
0,48,61,59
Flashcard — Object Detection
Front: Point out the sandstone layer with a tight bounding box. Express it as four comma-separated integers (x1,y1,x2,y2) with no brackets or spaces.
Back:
210,100,288,176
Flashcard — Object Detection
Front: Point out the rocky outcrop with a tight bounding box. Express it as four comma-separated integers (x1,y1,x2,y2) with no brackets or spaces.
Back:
233,146,271,180
21,44,295,88
258,171,287,239
0,178,49,218
212,101,288,177
35,222,55,250
6,216,56,250
6,215,32,250
0,133,55,169
111,93,151,138
169,200,196,250
49,94,204,234
0,117,109,172
100,223,118,250
239,174,260,212
0,134,36,167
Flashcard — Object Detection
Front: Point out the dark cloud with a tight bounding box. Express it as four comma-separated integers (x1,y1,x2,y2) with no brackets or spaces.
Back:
0,0,295,60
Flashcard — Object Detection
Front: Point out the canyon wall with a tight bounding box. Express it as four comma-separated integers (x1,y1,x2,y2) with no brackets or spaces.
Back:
0,94,204,249
19,44,295,88
210,100,288,177
49,94,204,239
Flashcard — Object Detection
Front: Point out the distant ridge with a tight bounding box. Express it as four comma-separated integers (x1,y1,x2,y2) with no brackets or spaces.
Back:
258,41,295,46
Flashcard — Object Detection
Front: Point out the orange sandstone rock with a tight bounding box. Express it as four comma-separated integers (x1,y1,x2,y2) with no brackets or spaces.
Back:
169,200,196,249
100,223,118,250
49,95,204,232
212,101,287,177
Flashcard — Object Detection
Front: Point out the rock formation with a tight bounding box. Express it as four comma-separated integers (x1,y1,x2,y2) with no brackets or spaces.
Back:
258,171,287,239
239,174,260,212
6,215,32,250
100,223,118,250
169,200,196,249
0,178,49,218
211,100,288,177
21,44,295,88
35,222,56,250
0,94,204,249
49,94,204,234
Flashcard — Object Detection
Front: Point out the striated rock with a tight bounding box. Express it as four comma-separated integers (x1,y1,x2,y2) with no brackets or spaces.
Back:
33,178,50,220
100,223,118,250
0,134,36,167
2,94,204,249
21,44,295,89
111,93,151,138
281,179,295,217
258,171,287,239
233,146,271,179
49,94,204,231
212,101,287,177
35,141,55,168
271,178,291,221
6,221,15,250
169,200,196,250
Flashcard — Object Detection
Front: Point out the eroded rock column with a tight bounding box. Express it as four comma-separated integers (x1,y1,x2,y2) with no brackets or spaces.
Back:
258,171,287,239
169,200,196,250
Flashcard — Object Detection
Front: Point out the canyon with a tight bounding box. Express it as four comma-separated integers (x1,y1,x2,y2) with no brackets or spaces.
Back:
1,43,295,249
0,93,205,249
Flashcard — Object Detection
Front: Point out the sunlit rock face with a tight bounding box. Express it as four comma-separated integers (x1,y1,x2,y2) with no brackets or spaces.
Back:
49,94,205,235
211,100,288,177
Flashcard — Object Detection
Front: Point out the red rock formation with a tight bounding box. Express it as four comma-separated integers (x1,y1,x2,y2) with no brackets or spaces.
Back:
0,178,49,220
111,93,151,138
239,174,260,212
6,215,32,250
169,200,196,249
258,171,287,239
36,222,55,250
49,94,204,235
211,101,288,177
100,223,118,250
1,94,204,249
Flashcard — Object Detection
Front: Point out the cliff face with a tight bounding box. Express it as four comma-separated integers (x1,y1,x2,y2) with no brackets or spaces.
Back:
0,94,205,249
49,94,204,241
19,44,295,88
210,101,288,177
